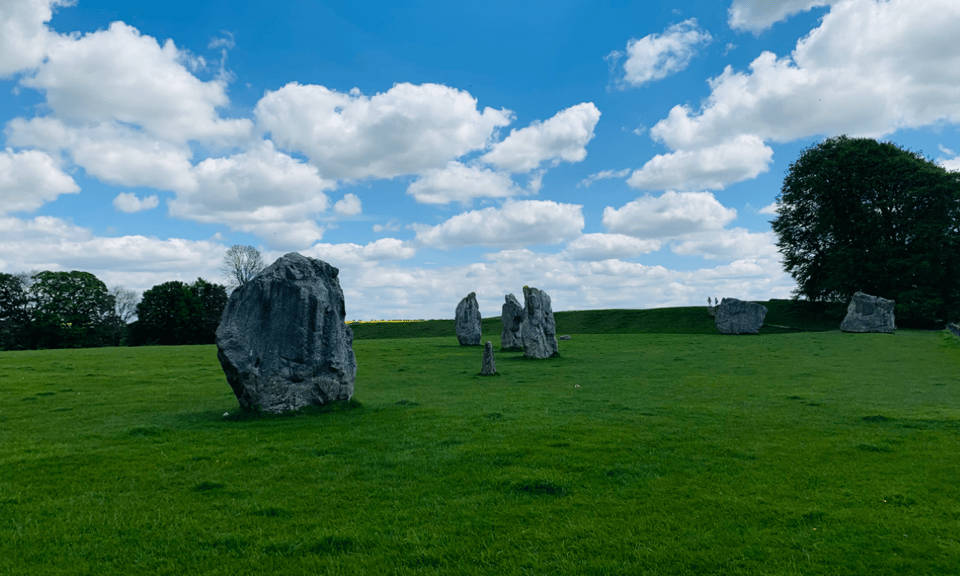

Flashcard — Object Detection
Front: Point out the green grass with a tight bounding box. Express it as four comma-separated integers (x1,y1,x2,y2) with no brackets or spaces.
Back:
2,309,959,575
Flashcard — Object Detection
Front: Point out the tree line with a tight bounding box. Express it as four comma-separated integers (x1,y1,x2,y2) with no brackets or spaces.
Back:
0,245,265,351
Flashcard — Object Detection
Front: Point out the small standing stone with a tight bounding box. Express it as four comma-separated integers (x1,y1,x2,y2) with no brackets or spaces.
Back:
500,293,524,350
455,292,482,346
840,292,896,333
559,335,571,340
480,341,497,375
715,298,767,335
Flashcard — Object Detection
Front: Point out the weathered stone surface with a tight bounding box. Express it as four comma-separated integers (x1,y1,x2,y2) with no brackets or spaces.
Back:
521,286,559,358
947,323,960,338
840,292,896,333
455,292,482,346
500,293,524,350
715,298,768,335
215,253,357,413
559,335,571,341
480,341,497,375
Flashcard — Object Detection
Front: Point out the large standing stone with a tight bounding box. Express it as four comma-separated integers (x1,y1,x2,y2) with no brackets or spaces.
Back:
521,286,559,358
500,293,524,350
455,292,482,346
215,253,357,413
480,341,497,375
840,292,896,333
715,298,768,335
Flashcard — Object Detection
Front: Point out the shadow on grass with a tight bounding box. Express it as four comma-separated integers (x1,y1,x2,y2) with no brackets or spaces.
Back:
225,399,365,422
262,535,356,557
169,398,365,428
507,479,568,497
860,413,960,431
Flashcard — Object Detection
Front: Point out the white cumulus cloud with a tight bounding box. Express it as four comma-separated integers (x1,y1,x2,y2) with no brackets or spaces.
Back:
728,0,836,32
333,193,362,216
407,161,520,205
113,192,160,213
21,21,252,145
303,238,416,267
0,148,79,214
563,233,662,261
653,0,960,151
602,191,737,238
670,229,779,260
481,103,601,173
0,0,65,77
413,199,584,249
7,117,198,191
627,135,773,191
611,19,712,88
0,215,227,293
169,140,334,250
255,82,512,180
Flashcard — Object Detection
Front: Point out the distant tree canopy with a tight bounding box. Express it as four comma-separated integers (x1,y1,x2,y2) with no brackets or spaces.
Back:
0,269,227,350
26,271,116,349
0,273,30,350
772,135,960,326
131,278,227,346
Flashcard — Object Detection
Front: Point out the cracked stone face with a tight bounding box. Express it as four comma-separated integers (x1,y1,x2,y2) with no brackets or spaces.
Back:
215,253,357,413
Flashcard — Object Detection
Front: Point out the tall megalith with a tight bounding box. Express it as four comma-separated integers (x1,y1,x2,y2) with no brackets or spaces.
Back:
455,292,482,346
215,253,357,413
521,286,558,359
500,293,524,350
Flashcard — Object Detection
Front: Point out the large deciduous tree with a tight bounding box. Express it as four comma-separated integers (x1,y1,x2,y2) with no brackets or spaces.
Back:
131,278,227,346
27,271,117,348
772,136,960,326
221,245,265,290
189,278,228,342
0,273,31,350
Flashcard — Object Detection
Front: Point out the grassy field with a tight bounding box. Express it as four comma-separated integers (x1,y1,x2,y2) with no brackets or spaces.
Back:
2,306,959,575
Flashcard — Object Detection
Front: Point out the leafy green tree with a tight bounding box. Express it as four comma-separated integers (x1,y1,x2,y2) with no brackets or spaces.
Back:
189,278,228,344
131,281,203,346
27,271,116,348
0,273,31,350
131,278,227,346
772,136,960,326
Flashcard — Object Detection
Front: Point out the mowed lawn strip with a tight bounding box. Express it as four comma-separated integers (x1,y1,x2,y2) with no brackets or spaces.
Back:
2,311,959,575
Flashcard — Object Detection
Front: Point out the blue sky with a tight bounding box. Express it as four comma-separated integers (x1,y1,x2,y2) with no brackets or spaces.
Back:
2,0,960,320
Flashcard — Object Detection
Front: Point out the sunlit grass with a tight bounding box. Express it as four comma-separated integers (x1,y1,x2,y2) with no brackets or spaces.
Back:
2,311,959,575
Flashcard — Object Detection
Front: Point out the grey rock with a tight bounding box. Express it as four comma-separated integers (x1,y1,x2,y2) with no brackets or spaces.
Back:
559,335,571,341
455,292,482,346
521,286,559,358
715,298,768,335
840,292,896,333
215,253,357,413
947,323,960,338
500,293,524,350
480,341,497,375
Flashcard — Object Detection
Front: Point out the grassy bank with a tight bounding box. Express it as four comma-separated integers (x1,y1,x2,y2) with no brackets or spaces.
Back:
2,311,958,574
348,299,848,339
